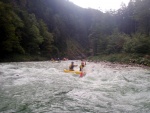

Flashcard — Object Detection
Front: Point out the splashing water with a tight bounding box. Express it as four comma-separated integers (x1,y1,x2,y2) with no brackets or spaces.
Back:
0,61,150,113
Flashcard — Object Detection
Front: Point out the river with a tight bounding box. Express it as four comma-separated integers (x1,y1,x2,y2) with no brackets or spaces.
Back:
0,61,150,113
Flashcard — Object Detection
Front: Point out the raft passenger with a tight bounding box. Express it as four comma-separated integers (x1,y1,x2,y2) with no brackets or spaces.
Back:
69,62,77,71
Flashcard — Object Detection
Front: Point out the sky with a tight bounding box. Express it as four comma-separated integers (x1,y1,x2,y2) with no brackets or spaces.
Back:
69,0,130,12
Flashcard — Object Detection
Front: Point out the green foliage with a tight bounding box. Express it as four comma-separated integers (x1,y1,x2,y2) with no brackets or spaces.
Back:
38,20,54,57
133,0,150,35
105,30,128,54
19,12,42,54
0,2,25,57
0,0,150,62
123,33,150,54
88,53,150,66
0,1,55,60
18,11,54,56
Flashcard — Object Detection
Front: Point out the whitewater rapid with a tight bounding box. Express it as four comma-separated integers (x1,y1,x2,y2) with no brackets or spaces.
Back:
0,61,150,113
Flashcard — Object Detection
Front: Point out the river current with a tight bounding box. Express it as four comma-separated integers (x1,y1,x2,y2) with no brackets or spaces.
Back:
0,61,150,113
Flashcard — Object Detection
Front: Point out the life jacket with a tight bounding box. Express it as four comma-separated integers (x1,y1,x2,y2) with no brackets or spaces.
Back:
80,64,84,71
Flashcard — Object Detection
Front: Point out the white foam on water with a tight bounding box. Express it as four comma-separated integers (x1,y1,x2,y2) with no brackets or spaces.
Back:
0,61,150,112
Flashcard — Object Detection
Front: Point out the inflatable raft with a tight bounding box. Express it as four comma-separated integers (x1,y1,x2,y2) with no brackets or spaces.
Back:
64,69,81,74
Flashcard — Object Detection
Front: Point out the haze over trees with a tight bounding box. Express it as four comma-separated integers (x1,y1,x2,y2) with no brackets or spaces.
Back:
0,0,150,64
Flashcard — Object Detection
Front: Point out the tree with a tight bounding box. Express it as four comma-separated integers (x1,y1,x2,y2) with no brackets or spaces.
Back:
0,2,24,58
133,0,150,36
19,11,43,54
106,30,127,54
38,20,54,57
123,33,150,54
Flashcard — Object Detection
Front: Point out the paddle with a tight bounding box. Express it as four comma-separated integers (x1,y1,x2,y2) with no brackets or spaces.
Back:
80,71,83,77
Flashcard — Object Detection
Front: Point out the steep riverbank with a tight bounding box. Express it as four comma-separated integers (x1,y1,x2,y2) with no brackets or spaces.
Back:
88,53,150,67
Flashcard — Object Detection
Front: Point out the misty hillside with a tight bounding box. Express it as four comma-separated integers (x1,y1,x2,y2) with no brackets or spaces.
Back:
0,0,150,64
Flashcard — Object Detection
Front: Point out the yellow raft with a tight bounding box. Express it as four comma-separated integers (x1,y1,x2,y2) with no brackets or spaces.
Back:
64,69,81,74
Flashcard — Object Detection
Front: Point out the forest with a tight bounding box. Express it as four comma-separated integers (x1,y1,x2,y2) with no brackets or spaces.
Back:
0,0,149,66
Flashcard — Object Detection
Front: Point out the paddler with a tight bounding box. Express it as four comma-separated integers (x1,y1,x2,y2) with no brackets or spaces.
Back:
69,62,78,71
79,61,85,71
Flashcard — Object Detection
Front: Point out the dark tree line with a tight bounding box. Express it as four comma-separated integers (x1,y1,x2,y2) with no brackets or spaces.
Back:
0,0,149,61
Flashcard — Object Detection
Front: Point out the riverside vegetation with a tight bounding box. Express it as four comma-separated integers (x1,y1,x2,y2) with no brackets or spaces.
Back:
0,0,150,66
